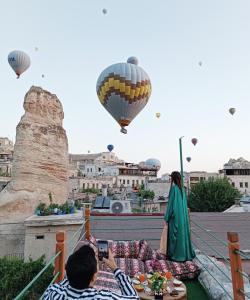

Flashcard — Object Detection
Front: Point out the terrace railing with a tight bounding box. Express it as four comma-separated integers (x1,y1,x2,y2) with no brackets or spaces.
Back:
13,207,250,300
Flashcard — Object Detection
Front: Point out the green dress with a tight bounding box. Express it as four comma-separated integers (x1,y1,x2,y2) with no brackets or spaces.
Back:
164,184,195,262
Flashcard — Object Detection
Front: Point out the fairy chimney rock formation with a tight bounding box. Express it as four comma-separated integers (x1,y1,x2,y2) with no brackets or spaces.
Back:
0,86,69,221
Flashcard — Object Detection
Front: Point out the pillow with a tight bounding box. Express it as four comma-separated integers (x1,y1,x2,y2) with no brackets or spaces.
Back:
111,241,140,258
94,271,121,294
102,258,145,277
138,240,157,261
145,259,200,280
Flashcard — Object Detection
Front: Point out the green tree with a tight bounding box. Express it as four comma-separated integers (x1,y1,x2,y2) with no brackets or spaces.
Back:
188,178,241,212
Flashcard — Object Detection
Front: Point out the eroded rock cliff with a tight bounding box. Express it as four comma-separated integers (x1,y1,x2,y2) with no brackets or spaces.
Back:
0,86,69,221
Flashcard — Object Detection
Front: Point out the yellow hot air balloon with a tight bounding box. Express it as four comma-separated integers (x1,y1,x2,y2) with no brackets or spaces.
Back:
96,57,151,134
156,112,161,118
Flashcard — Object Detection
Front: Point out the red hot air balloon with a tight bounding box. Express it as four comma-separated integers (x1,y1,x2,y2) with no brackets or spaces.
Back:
191,138,198,146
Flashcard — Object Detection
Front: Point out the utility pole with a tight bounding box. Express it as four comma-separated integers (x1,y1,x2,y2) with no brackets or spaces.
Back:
179,136,184,191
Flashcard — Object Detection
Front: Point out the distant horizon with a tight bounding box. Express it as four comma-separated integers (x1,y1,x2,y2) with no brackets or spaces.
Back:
1,1,250,176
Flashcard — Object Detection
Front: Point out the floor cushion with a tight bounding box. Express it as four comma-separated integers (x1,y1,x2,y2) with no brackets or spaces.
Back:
145,259,200,280
138,240,157,261
94,271,121,294
111,240,140,259
102,258,145,277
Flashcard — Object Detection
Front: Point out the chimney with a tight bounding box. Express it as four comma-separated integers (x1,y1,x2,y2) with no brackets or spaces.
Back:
102,184,107,197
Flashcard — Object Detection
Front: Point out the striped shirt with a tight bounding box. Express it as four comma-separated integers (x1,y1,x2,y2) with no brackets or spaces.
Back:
43,269,139,300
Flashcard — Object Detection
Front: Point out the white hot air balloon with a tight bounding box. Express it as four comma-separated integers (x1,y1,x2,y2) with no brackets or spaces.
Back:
8,50,31,78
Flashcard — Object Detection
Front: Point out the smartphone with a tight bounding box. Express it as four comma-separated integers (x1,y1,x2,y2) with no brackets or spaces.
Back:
97,240,109,261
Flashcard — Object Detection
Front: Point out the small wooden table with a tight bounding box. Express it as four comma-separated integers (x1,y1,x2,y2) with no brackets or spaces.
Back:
137,283,187,300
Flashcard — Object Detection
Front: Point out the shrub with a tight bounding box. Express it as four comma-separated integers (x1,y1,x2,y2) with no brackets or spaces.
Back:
0,256,53,300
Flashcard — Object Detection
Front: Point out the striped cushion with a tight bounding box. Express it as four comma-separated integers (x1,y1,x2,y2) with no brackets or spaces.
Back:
111,241,140,258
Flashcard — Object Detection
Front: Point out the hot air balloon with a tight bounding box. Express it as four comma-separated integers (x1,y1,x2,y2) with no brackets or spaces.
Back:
127,56,138,65
191,138,198,146
35,47,39,51
198,61,202,66
8,50,31,78
186,157,191,162
229,108,236,115
96,57,152,134
107,144,114,152
102,8,107,14
41,74,45,78
155,112,161,118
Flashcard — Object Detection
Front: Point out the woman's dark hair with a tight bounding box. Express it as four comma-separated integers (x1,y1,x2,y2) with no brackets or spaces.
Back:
65,244,97,289
170,171,183,196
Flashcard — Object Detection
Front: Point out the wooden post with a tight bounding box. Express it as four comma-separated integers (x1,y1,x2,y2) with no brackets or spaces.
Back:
85,206,91,240
227,232,245,300
54,231,66,283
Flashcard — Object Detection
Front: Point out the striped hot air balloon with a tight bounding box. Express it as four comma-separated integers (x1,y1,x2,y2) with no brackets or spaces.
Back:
8,50,31,78
96,57,151,134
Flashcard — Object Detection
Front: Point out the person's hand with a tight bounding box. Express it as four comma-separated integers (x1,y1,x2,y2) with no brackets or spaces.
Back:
103,249,117,272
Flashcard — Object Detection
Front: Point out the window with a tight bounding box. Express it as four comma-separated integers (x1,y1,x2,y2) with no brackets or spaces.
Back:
123,180,125,184
83,183,85,189
120,179,122,183
87,183,89,188
93,183,95,188
127,180,130,184
245,182,248,188
232,182,235,187
136,180,139,184
240,182,243,188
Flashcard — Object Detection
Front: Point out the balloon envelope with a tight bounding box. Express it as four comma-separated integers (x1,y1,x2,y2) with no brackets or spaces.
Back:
107,144,114,152
8,50,31,78
96,59,151,133
186,157,191,162
102,8,107,14
155,112,161,118
229,108,236,115
191,138,198,146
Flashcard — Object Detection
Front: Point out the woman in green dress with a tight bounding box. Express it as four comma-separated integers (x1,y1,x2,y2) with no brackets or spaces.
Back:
164,171,195,262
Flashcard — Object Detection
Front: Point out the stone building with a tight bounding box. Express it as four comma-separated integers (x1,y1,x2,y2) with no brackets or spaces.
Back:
219,157,250,194
188,171,219,188
0,137,13,177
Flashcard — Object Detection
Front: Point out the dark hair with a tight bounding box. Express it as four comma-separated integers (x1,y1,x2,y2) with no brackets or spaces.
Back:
65,244,97,289
170,171,183,196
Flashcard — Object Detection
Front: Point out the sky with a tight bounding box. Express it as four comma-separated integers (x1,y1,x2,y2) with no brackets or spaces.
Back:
1,0,250,176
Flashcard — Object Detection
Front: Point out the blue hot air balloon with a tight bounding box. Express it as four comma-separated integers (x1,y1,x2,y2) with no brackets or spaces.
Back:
107,144,114,152
8,50,31,78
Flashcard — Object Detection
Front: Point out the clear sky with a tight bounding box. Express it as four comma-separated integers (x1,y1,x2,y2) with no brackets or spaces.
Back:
1,0,250,175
